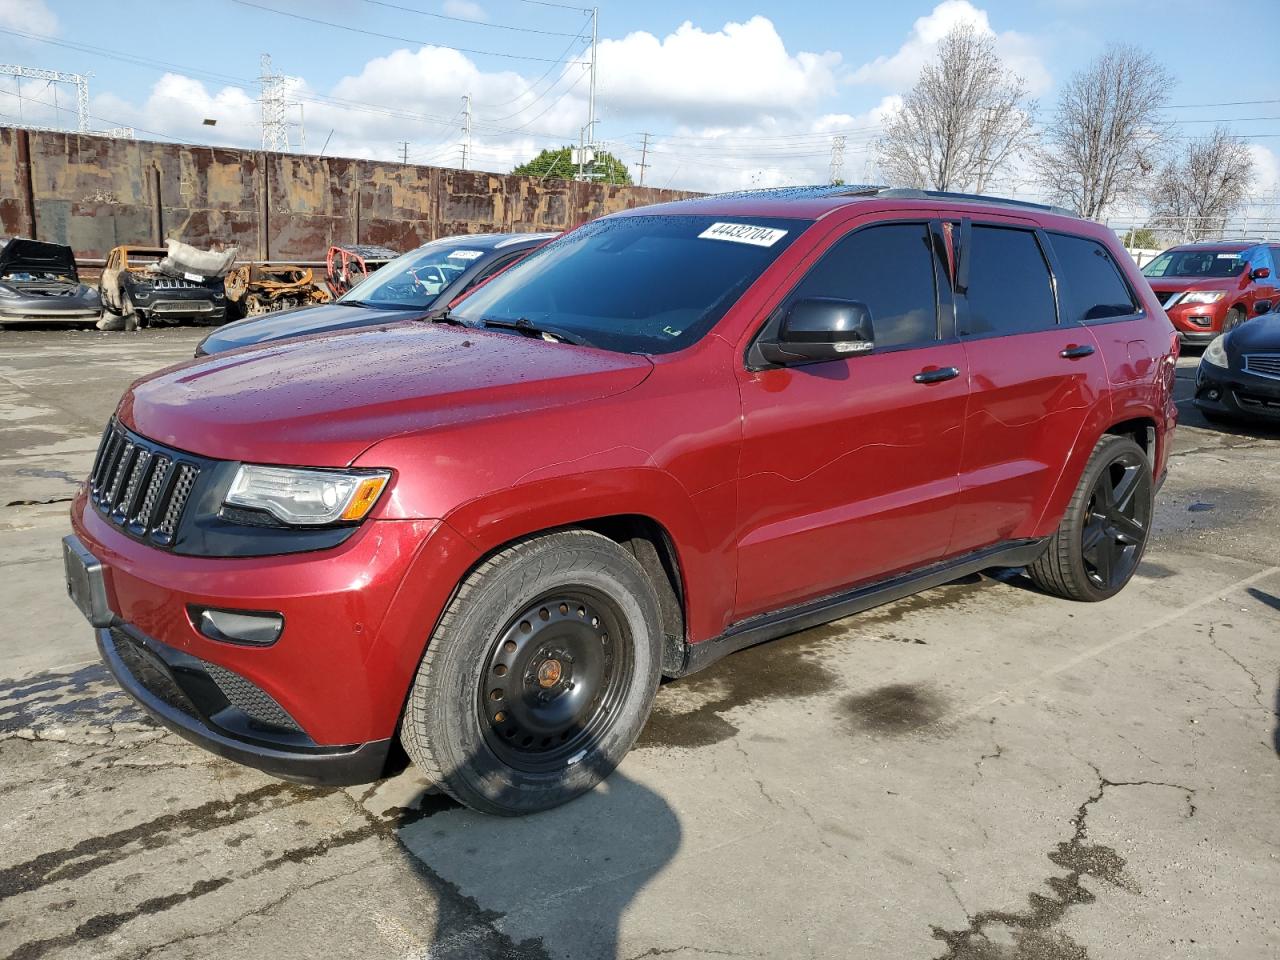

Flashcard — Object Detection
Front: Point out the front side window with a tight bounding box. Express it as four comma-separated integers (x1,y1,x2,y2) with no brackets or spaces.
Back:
963,226,1057,336
780,222,940,349
1141,248,1248,279
1049,233,1139,324
450,215,810,354
340,241,493,309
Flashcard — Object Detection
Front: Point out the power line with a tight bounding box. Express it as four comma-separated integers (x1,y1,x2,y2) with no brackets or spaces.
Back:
1164,98,1280,110
512,0,592,10
356,0,587,37
230,0,590,64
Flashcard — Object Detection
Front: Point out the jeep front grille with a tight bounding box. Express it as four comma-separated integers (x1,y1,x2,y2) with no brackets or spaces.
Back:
90,423,201,547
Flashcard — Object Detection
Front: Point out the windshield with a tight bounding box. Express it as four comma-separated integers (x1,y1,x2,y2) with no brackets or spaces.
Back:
339,241,489,309
1142,249,1248,279
450,214,810,353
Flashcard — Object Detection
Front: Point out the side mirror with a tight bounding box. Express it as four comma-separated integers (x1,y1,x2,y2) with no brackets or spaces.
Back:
1252,267,1270,280
758,298,875,365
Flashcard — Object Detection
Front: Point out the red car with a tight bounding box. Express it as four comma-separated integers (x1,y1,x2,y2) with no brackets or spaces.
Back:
64,187,1178,815
1141,240,1279,345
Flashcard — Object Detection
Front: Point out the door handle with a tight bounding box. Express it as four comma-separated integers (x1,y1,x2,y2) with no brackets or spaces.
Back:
913,366,960,384
1060,344,1095,359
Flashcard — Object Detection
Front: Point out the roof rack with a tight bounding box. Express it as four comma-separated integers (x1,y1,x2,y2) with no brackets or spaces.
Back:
870,188,1077,218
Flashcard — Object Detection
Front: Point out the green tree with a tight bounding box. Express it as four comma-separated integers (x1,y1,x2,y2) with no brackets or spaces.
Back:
512,146,633,185
1122,227,1159,248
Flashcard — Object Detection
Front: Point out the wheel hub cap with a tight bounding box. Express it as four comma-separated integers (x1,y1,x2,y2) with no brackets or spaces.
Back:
536,657,564,689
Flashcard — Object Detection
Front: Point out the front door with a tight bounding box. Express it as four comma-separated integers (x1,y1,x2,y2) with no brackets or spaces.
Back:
733,220,968,621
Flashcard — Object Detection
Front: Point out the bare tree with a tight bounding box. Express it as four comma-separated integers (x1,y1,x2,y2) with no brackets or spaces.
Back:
1034,44,1172,220
1147,127,1255,240
876,24,1035,193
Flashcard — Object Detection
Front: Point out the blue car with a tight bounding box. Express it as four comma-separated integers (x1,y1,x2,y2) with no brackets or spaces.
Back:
195,232,555,356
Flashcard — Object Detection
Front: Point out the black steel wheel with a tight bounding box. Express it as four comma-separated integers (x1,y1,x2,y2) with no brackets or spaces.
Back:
478,590,633,772
400,530,662,816
1029,435,1154,601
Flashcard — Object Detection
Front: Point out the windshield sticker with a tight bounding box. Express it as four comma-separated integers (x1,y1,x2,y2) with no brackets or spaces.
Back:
448,250,484,260
698,222,789,247
1216,253,1240,259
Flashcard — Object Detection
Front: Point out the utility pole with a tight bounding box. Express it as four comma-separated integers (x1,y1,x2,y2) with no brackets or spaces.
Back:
461,93,472,171
828,134,846,185
587,7,598,148
638,132,650,186
398,140,409,165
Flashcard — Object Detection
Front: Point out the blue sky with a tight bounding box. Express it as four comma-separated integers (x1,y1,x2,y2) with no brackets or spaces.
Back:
2,0,1277,207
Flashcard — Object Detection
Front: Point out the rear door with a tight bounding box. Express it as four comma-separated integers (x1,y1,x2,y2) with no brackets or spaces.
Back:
733,218,968,619
949,218,1111,554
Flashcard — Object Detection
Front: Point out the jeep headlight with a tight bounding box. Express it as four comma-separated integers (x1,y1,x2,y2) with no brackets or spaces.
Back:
1181,291,1225,305
225,465,390,525
1202,335,1228,368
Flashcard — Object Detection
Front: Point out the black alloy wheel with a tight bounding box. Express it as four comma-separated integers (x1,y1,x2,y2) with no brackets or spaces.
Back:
1028,435,1154,602
478,590,631,772
1079,450,1151,591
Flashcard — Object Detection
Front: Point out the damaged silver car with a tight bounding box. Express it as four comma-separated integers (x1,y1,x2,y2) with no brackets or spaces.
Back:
0,238,101,325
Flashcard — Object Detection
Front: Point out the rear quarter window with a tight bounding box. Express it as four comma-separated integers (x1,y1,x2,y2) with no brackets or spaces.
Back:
963,226,1057,336
1048,233,1139,324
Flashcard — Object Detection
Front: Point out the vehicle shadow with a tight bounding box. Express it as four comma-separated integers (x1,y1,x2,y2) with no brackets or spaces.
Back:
383,753,682,959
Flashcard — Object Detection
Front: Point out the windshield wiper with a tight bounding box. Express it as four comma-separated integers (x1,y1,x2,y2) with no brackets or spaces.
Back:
338,299,372,308
421,306,467,325
481,316,594,347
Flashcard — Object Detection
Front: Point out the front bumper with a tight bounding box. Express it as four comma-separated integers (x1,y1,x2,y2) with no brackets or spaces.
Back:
1195,360,1280,420
97,622,391,785
70,490,478,772
0,303,101,321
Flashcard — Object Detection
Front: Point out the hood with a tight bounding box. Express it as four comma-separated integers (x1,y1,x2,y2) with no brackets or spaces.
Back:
1226,313,1280,352
121,322,653,467
0,238,78,280
1145,275,1241,292
197,302,428,355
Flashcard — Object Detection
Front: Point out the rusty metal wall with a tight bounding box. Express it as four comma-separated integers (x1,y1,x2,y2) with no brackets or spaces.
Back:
0,127,696,260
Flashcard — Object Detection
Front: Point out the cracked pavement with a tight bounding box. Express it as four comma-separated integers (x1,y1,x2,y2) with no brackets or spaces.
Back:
1,328,1278,959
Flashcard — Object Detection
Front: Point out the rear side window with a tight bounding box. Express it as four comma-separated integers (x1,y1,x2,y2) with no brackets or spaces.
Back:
786,223,938,349
1049,233,1139,324
963,226,1057,336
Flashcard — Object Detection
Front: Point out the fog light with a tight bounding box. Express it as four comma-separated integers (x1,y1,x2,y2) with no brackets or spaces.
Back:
191,606,284,645
1207,388,1221,401
1189,316,1211,327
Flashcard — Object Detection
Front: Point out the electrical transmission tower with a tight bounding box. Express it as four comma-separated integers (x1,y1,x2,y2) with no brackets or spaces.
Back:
461,94,472,171
258,53,291,152
828,134,846,185
0,64,132,138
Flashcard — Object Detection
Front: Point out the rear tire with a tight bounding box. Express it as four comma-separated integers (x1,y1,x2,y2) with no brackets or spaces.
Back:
400,530,663,816
1028,435,1153,602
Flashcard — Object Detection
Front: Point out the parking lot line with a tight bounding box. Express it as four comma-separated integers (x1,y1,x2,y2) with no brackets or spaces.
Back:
956,563,1280,719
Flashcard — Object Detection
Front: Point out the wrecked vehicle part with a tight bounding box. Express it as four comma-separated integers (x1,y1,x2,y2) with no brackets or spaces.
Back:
0,237,102,324
156,238,238,280
99,245,228,329
325,244,400,298
224,263,332,318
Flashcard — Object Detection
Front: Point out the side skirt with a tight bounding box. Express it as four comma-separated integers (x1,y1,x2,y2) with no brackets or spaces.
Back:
669,538,1048,678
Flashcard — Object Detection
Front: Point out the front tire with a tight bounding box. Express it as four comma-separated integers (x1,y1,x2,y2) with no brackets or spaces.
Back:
401,530,663,816
1221,307,1246,334
1028,435,1153,602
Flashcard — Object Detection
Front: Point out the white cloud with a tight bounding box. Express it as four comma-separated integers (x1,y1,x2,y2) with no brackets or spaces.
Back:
596,17,841,127
442,0,486,21
851,1,1051,96
0,0,57,36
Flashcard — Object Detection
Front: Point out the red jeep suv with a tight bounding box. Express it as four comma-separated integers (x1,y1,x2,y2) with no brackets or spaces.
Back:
1141,240,1279,344
64,187,1178,815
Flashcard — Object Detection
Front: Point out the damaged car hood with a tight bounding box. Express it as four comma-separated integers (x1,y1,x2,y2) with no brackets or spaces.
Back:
0,238,79,281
